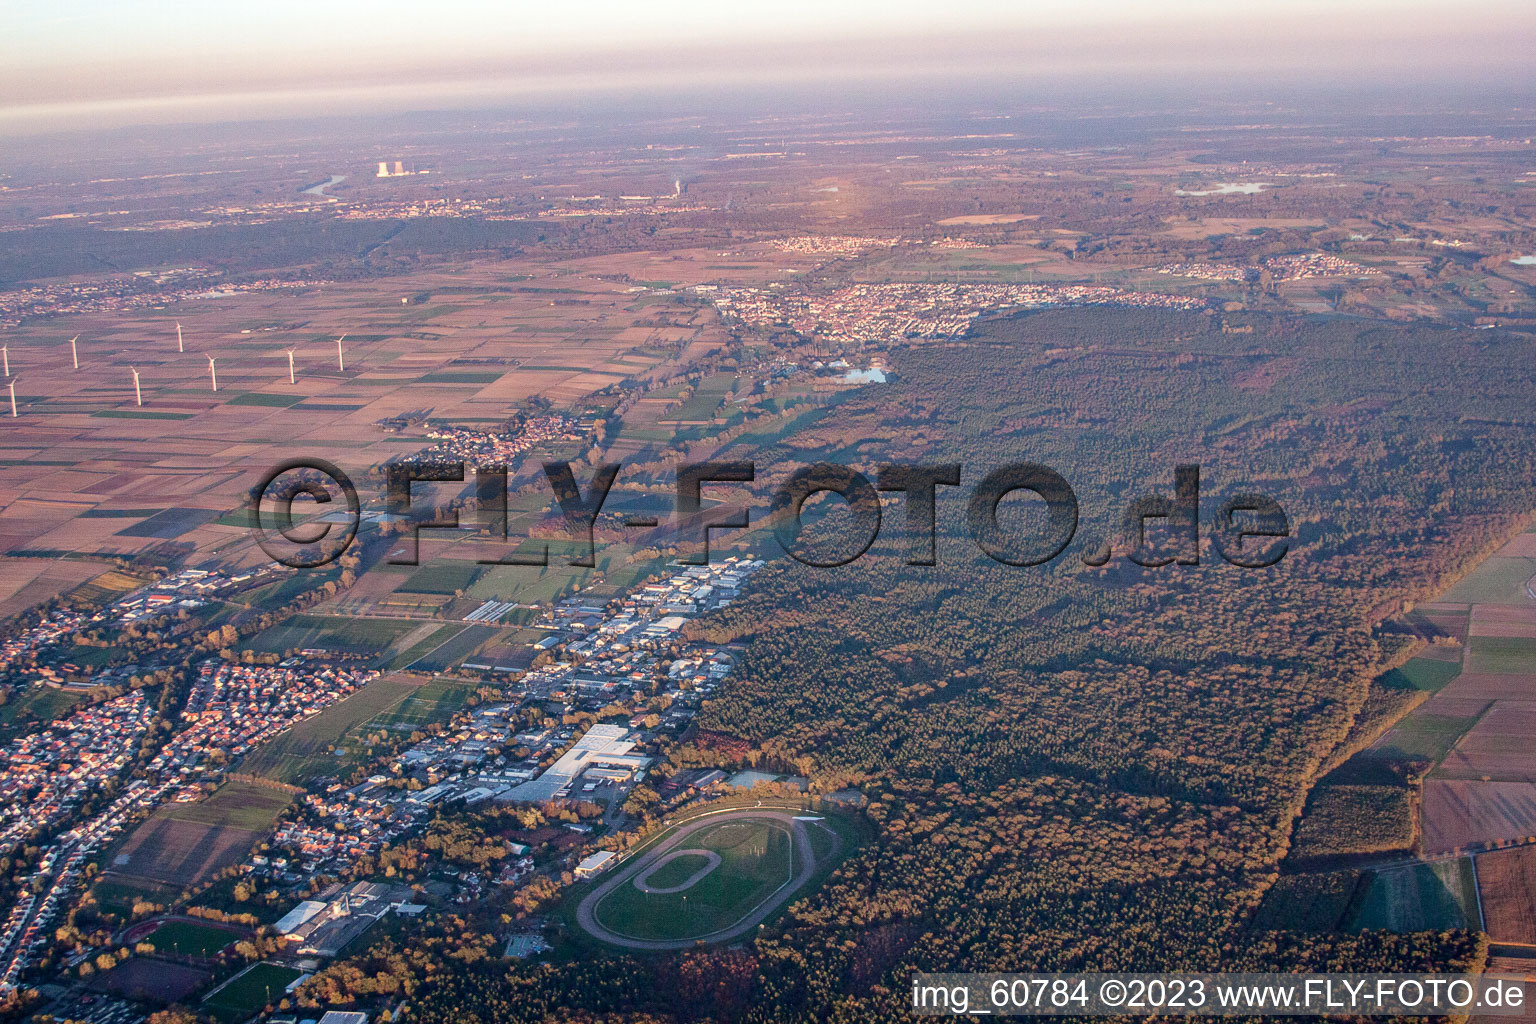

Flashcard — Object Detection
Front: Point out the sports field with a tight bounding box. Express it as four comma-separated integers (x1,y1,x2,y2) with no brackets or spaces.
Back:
129,917,248,958
202,962,305,1022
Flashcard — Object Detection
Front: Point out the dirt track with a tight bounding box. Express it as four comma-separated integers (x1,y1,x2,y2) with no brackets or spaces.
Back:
576,809,834,950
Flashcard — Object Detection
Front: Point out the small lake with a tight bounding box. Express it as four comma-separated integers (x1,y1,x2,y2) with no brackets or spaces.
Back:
842,368,887,384
1511,255,1536,266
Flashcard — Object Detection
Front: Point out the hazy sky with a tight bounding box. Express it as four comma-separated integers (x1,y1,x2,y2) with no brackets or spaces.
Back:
4,1,1534,131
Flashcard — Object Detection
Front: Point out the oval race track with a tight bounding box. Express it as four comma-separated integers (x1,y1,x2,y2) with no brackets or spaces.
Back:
576,809,835,950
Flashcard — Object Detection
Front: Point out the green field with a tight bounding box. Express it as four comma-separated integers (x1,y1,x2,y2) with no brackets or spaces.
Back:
402,624,499,672
385,623,465,669
163,779,294,831
202,962,304,1022
661,373,737,421
1439,556,1536,604
1350,858,1480,932
0,685,89,730
89,877,177,920
399,562,484,595
1380,656,1462,693
143,919,245,958
239,674,421,782
592,818,796,941
1370,712,1483,763
245,614,421,658
1466,635,1536,674
226,392,305,407
362,677,478,732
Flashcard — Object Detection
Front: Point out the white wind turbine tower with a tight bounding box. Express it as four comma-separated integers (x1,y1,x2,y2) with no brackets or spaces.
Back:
131,367,142,406
2,343,8,377
206,355,218,392
6,379,16,418
70,335,79,370
286,349,296,385
176,322,184,353
335,334,347,372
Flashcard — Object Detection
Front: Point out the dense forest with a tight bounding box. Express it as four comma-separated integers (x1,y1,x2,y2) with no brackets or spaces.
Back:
336,308,1536,1021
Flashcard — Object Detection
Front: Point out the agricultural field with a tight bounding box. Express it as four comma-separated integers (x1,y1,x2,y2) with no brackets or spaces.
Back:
1421,780,1536,854
1378,655,1462,694
1369,710,1483,764
360,677,480,733
1475,846,1536,945
1436,702,1536,782
0,684,89,733
1349,859,1481,933
244,614,422,658
106,812,267,890
237,673,423,783
161,778,295,831
1437,555,1536,606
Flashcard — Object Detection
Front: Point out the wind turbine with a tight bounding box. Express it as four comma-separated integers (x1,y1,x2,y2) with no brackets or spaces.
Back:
6,380,16,418
2,343,8,377
69,336,79,370
176,322,184,353
207,355,218,392
335,334,347,372
131,367,142,407
286,349,296,385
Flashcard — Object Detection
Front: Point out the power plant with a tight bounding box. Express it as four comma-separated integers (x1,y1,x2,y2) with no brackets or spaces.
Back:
376,159,422,178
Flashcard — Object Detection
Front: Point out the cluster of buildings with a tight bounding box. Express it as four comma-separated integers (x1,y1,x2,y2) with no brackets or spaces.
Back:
0,609,87,673
768,235,899,257
0,775,182,993
394,414,585,467
0,275,327,330
713,281,1205,348
253,560,761,880
2,565,289,684
0,691,154,853
113,565,289,625
1156,253,1370,282
0,656,378,990
147,660,377,794
274,881,423,958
